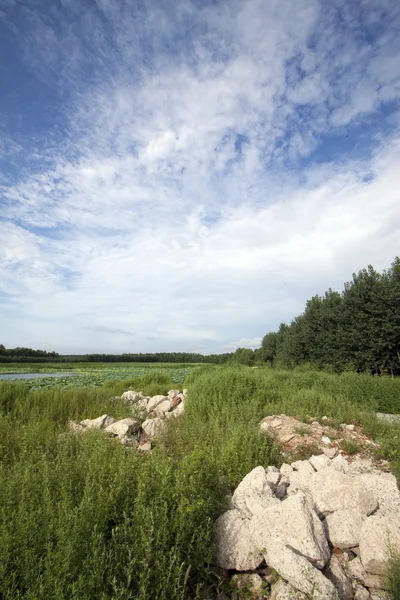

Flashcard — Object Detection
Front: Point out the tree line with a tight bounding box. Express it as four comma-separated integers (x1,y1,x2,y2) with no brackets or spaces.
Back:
260,257,400,375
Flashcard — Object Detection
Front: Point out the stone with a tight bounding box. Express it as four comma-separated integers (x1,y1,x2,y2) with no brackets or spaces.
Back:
359,515,400,575
322,447,338,459
263,542,336,599
141,417,164,439
213,509,262,571
137,441,151,452
183,388,188,395
154,399,172,415
250,493,330,568
266,468,281,487
275,483,287,499
348,557,366,584
332,455,349,473
231,573,264,599
287,469,313,496
354,585,371,600
270,579,307,600
358,472,400,519
292,460,315,475
104,418,140,437
347,424,355,431
280,463,293,476
322,435,332,445
309,454,332,471
168,389,180,398
67,420,85,432
146,395,168,413
80,414,115,429
363,573,385,589
310,469,378,516
323,554,354,599
121,390,143,402
232,466,279,517
325,508,365,549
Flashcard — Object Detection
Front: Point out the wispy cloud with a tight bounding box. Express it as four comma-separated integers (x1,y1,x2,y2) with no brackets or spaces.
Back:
0,0,399,353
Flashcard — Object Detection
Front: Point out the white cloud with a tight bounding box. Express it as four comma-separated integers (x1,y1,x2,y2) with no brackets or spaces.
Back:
0,0,400,353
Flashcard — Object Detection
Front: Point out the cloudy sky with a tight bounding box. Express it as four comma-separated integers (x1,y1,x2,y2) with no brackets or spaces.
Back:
0,0,399,355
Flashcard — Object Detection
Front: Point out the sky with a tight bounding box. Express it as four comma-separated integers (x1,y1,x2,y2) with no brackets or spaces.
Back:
0,0,400,355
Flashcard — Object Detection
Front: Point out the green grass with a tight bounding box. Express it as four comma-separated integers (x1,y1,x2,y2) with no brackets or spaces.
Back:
0,365,399,598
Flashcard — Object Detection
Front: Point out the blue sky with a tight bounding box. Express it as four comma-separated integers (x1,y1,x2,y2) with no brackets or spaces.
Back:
1,0,400,354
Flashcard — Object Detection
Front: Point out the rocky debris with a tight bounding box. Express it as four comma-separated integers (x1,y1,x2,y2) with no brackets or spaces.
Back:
214,435,400,599
231,573,264,599
65,389,186,452
260,414,387,466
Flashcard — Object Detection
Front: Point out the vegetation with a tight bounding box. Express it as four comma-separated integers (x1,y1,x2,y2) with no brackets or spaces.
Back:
260,257,400,375
1,362,400,597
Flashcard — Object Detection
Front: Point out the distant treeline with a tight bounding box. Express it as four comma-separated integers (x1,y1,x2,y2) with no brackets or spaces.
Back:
0,345,232,364
260,257,400,375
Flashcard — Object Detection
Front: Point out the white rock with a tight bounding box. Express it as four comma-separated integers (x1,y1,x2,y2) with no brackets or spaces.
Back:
232,466,279,517
104,418,140,436
280,463,293,476
249,493,330,568
348,557,366,584
121,391,143,401
80,414,116,429
141,417,165,439
347,424,355,431
266,469,281,487
322,447,338,459
358,472,400,519
323,554,354,600
183,388,188,395
138,441,151,452
154,399,172,415
167,389,180,398
325,508,365,549
270,579,307,600
264,542,336,600
287,469,313,496
309,454,332,471
213,509,262,571
364,572,385,589
332,455,349,473
322,435,332,445
231,573,264,599
354,585,371,600
292,460,315,475
146,395,168,413
359,515,400,575
310,469,378,516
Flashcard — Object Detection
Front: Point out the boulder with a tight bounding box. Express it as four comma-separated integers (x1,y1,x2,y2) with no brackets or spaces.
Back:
266,468,281,487
310,469,378,516
104,418,140,437
280,463,293,476
359,515,400,575
309,454,332,471
232,466,279,517
154,400,172,415
80,414,116,429
332,455,349,473
323,554,354,599
347,557,366,584
354,585,371,600
358,472,400,519
325,508,365,549
231,573,264,599
168,389,180,398
287,469,313,496
270,579,307,599
291,460,315,476
121,391,143,402
264,542,336,599
147,395,168,413
142,417,164,439
213,509,263,571
250,493,330,568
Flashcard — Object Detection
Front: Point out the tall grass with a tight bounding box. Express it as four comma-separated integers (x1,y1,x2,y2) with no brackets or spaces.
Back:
0,366,399,598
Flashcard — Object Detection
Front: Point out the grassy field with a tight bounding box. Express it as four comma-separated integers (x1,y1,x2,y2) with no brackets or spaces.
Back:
0,365,399,599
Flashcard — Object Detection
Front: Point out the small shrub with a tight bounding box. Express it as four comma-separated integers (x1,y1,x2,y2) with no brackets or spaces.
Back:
340,439,360,456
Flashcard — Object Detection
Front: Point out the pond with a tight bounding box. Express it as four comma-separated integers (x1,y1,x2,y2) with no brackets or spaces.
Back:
0,373,79,381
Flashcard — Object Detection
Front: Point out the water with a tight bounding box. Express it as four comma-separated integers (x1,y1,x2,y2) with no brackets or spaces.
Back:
0,372,78,381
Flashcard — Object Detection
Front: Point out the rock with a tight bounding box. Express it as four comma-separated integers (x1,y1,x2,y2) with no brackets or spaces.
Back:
323,554,354,599
138,441,151,452
359,515,400,575
347,424,355,431
266,467,281,487
348,557,366,584
213,509,262,571
183,388,188,395
275,483,287,499
147,395,168,413
292,460,315,475
142,417,164,439
270,579,307,600
287,468,313,496
80,414,116,429
280,463,293,476
168,389,180,398
104,418,140,437
309,454,332,471
250,493,330,568
154,400,172,415
231,573,264,599
264,542,336,599
232,466,279,517
358,472,400,519
325,508,365,549
354,585,371,600
67,420,85,432
322,447,338,459
332,455,349,473
122,391,143,402
173,400,185,416
363,572,385,589
322,435,332,445
310,469,378,516
170,395,182,409
347,457,377,476
376,412,400,424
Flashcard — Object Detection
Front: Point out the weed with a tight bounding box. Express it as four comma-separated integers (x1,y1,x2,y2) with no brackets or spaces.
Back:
340,439,360,455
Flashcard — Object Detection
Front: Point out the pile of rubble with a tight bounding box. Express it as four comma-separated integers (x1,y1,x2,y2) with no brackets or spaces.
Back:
67,388,186,451
214,430,400,600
